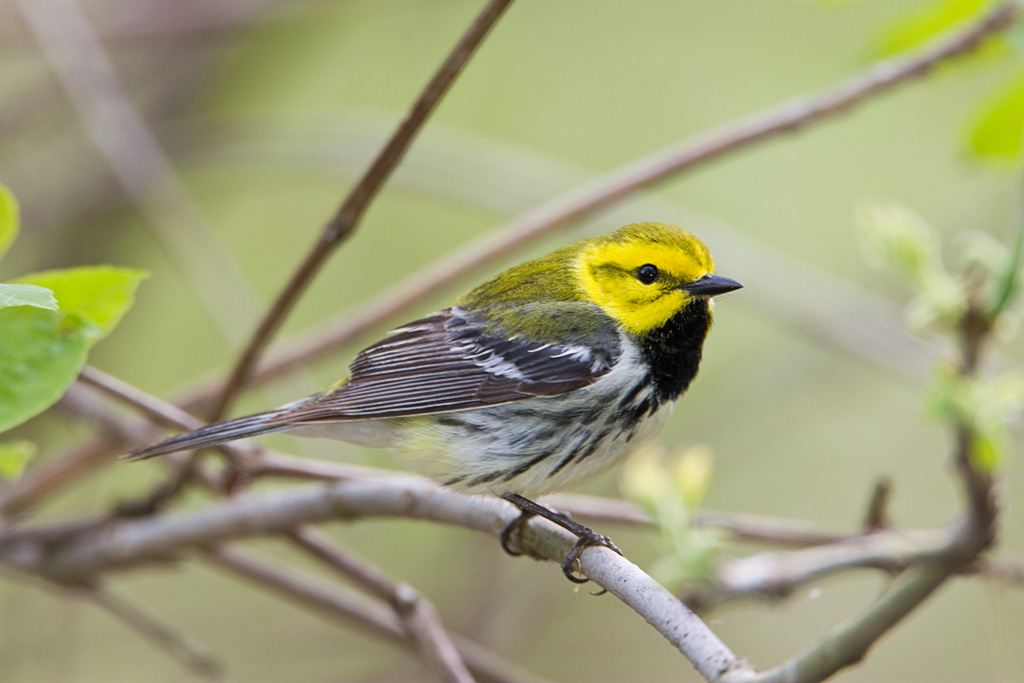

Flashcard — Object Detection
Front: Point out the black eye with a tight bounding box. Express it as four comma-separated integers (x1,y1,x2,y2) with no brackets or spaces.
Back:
636,264,659,285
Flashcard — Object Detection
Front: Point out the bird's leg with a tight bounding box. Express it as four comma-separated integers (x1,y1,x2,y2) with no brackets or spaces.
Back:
501,493,622,583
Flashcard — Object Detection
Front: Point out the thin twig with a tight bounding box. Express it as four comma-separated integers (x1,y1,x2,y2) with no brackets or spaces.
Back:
0,476,753,680
82,585,223,679
680,528,949,609
974,557,1024,585
683,539,1024,611
287,527,395,599
733,228,1008,683
862,477,893,532
738,563,952,683
56,381,234,510
288,527,475,683
78,366,206,433
201,0,1018,397
550,494,849,547
25,0,1008,514
211,0,516,420
0,435,122,518
205,546,544,683
14,0,263,346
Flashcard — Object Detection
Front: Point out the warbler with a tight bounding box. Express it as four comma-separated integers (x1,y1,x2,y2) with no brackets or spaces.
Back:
132,222,741,581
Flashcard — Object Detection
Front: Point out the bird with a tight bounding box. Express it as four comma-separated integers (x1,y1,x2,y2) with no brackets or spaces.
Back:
131,222,741,582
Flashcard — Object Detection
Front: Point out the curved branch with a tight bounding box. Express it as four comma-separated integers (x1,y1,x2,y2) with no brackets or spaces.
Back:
211,0,1018,396
0,476,752,681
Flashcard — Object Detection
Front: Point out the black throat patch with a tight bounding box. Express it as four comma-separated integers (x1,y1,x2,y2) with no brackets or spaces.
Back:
638,299,713,403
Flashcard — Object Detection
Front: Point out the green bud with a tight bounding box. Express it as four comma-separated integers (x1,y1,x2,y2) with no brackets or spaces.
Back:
0,440,36,481
620,442,671,514
858,201,938,284
923,364,1024,470
672,444,714,513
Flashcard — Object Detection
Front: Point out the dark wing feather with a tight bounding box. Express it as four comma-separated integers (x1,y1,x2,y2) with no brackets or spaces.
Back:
273,305,621,424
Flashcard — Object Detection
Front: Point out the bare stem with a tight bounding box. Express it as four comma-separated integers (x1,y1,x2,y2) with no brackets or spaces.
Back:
83,585,223,679
211,0,516,420
288,527,475,683
205,546,543,683
14,0,263,346
204,0,1020,397
0,477,751,680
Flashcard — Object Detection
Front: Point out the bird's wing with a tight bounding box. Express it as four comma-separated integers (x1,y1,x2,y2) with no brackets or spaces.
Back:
273,304,621,423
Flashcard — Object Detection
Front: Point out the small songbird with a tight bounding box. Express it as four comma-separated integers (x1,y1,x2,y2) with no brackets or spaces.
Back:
131,222,741,581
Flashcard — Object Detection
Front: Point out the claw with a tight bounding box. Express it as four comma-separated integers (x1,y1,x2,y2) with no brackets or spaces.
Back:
500,509,534,556
502,493,622,586
560,530,621,583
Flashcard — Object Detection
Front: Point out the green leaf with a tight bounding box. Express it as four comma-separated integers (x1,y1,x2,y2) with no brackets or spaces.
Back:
987,190,1024,319
14,266,148,341
966,71,1024,162
0,283,58,312
0,306,90,434
875,0,999,57
0,440,36,481
0,182,17,263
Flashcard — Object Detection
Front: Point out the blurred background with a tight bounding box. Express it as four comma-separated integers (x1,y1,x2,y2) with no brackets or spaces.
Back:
0,0,1022,680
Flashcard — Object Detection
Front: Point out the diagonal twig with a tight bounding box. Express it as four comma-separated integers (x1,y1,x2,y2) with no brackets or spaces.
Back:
288,527,475,683
14,0,263,347
204,545,545,683
211,0,517,420
0,476,755,681
82,585,223,679
202,0,1018,398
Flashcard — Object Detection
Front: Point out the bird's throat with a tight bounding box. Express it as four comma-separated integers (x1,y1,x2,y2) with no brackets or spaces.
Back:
637,299,712,403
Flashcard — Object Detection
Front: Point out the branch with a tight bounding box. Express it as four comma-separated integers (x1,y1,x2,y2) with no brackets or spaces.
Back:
0,476,754,681
83,586,223,680
15,0,263,346
211,0,516,419
0,435,121,518
288,527,475,683
204,546,550,683
680,529,950,609
205,0,1018,396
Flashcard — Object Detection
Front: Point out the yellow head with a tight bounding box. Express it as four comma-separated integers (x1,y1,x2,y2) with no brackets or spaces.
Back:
575,222,739,335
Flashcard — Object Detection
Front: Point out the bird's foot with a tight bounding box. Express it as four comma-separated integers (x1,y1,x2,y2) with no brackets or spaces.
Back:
501,493,622,584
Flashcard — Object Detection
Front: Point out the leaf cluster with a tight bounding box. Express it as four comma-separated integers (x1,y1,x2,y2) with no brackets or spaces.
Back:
0,183,146,477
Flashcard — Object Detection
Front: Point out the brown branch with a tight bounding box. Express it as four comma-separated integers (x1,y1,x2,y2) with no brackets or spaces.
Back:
78,366,206,434
201,0,1018,398
204,546,547,683
211,0,516,420
288,527,475,683
0,435,121,518
0,476,753,681
15,0,263,346
83,586,223,680
550,494,849,548
733,234,1008,683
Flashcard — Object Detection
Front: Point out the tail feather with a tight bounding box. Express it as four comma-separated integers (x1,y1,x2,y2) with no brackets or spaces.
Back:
127,408,293,460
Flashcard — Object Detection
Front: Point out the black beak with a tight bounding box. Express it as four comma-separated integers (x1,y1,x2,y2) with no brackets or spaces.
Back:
680,274,743,297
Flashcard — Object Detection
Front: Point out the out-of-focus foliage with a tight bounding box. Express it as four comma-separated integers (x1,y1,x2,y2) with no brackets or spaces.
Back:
858,201,966,332
967,70,1024,160
0,184,147,435
2,1,1023,681
924,363,1024,469
0,440,35,481
872,0,1024,162
620,443,721,588
861,198,1023,471
875,0,1000,57
0,184,55,312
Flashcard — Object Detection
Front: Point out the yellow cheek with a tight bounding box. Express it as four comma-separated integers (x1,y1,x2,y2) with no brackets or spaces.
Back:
606,289,689,335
